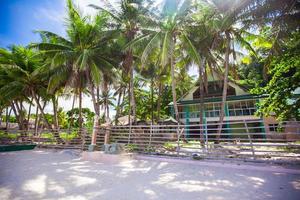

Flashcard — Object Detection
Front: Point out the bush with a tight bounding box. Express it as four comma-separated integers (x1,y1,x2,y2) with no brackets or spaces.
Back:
163,142,176,151
125,144,138,152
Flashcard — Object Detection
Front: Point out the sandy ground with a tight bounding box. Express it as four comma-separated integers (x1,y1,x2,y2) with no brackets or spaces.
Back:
0,150,300,200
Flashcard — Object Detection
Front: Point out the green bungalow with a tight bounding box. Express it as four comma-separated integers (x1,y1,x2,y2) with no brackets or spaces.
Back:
169,73,284,139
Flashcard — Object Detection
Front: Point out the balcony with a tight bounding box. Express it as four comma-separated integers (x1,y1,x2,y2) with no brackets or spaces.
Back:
179,107,257,119
177,100,257,120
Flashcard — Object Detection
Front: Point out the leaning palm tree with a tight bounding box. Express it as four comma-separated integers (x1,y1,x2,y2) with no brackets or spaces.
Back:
0,46,43,130
0,46,66,142
32,0,117,135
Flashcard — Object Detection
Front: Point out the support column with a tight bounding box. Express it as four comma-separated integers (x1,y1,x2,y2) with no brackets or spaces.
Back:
88,115,99,151
170,106,175,119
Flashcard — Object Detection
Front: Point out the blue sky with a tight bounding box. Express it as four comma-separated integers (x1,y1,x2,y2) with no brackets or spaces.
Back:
0,0,197,115
0,0,105,113
0,0,104,48
0,0,67,48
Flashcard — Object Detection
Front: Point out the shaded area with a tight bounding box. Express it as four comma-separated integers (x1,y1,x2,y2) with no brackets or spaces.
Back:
0,150,300,200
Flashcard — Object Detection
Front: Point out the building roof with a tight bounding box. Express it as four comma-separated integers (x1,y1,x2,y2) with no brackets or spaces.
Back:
174,70,253,105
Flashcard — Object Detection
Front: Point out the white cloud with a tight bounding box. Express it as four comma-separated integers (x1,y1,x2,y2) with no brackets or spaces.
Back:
33,1,66,23
34,7,65,23
75,0,101,17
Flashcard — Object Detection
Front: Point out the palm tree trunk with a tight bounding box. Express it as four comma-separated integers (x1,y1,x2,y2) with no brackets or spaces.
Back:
31,91,51,129
151,77,154,124
115,89,122,125
107,104,109,120
171,56,179,122
26,97,33,132
52,96,59,130
78,87,83,133
156,83,162,121
20,101,24,127
216,32,231,141
32,90,64,143
12,101,22,130
199,57,206,147
4,108,7,129
68,93,76,131
5,107,12,130
34,97,39,135
96,86,101,117
0,109,2,126
129,66,136,124
121,88,126,114
5,107,8,130
86,71,100,146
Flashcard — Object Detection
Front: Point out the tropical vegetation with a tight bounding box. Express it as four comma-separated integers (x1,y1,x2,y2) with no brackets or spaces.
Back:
0,0,299,134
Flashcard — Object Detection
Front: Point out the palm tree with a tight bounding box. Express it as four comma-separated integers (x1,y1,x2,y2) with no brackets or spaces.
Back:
0,46,44,130
200,0,256,140
90,0,153,124
98,91,116,122
127,0,201,123
113,70,128,124
33,0,117,135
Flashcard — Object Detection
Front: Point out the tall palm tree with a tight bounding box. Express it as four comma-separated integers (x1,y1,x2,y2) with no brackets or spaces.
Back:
90,0,153,124
127,0,201,123
98,91,116,122
33,0,117,134
201,0,256,139
113,70,128,124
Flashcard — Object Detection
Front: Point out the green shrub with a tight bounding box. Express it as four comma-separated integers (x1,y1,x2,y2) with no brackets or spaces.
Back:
125,144,138,152
163,142,176,151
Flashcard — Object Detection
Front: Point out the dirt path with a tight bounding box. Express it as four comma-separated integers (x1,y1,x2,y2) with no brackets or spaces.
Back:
1,149,300,200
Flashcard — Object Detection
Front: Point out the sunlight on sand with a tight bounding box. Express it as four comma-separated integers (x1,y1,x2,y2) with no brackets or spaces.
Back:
69,175,97,187
22,175,47,195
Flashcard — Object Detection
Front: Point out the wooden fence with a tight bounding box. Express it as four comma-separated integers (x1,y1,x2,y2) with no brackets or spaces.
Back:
104,120,300,161
1,120,300,162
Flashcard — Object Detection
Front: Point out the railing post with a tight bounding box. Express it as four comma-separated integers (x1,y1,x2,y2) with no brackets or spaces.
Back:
244,120,255,159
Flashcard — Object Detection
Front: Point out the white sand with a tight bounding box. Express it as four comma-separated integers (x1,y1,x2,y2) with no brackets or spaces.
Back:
0,149,300,200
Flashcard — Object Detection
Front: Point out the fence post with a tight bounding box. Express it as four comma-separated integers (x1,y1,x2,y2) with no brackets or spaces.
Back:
148,123,153,151
177,127,184,156
128,124,132,144
82,129,86,150
204,118,208,152
244,120,255,159
177,127,180,156
91,115,99,146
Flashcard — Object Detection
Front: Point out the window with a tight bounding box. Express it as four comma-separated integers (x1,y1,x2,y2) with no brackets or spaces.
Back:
269,124,279,132
227,100,257,116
